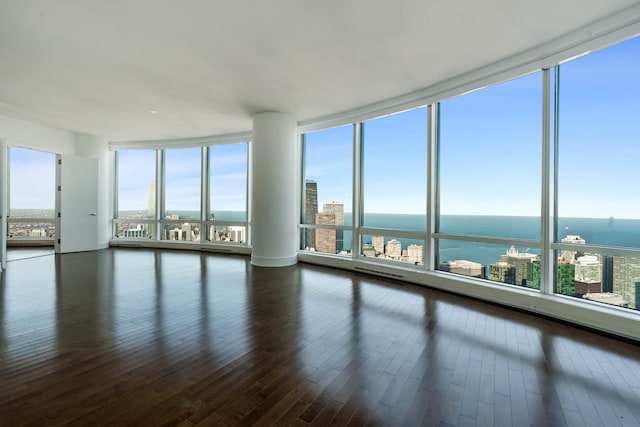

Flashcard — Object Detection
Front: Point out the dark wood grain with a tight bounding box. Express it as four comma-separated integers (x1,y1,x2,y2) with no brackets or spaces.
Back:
1,248,639,426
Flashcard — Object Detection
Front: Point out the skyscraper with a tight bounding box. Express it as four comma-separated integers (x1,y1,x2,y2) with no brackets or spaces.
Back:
385,239,402,260
315,211,336,254
323,201,344,251
304,180,318,249
612,256,640,309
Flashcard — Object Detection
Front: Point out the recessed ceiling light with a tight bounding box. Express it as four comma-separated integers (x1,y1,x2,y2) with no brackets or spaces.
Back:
149,110,158,114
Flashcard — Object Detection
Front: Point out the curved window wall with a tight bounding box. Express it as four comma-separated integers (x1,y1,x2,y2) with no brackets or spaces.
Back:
114,142,249,246
554,36,640,309
300,34,640,314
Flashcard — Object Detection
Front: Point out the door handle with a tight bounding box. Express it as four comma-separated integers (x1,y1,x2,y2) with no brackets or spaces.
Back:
89,213,97,216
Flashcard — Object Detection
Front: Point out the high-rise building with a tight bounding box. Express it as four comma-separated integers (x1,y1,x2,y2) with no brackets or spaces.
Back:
323,201,344,251
372,236,384,254
526,260,541,289
407,244,423,265
315,211,336,254
362,243,375,257
229,226,245,243
561,234,586,260
123,224,148,238
488,262,516,285
440,260,484,278
574,279,602,297
556,262,576,296
304,180,318,249
385,239,402,260
573,255,602,282
612,256,640,310
602,255,614,293
500,246,539,286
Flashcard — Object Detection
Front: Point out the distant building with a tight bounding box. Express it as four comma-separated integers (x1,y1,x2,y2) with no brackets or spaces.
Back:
304,180,318,249
315,211,336,254
556,261,576,296
229,226,245,243
385,239,402,260
584,292,629,308
574,279,602,297
30,229,48,238
500,245,539,286
602,255,614,293
372,236,384,254
407,244,423,264
123,224,148,238
561,234,586,260
526,260,541,289
362,243,375,257
573,255,602,282
323,201,344,251
440,260,484,278
612,256,640,310
488,262,516,285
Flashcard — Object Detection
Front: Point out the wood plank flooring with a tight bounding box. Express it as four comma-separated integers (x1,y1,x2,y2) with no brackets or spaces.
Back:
1,248,639,426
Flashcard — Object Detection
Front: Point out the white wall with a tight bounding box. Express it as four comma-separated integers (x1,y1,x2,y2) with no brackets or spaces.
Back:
74,134,112,248
0,114,76,154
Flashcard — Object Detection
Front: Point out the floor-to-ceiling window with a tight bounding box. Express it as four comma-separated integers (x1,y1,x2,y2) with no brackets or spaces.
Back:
114,141,250,246
437,72,543,288
114,149,157,238
300,125,353,256
298,31,640,319
161,147,202,242
361,107,427,265
7,147,56,243
206,142,248,244
554,36,640,310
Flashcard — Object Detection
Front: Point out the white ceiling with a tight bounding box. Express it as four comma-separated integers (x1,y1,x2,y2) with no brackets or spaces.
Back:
0,0,637,142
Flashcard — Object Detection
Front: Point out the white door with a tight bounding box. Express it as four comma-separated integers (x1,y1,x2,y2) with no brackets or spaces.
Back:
56,155,99,253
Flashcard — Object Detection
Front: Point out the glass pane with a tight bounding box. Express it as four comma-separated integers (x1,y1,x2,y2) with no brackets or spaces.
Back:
9,147,55,218
361,234,425,265
438,239,541,290
301,228,352,256
302,125,353,251
439,72,542,239
557,36,640,248
117,150,156,219
362,108,427,231
554,250,640,311
209,143,247,222
164,148,201,220
161,222,201,242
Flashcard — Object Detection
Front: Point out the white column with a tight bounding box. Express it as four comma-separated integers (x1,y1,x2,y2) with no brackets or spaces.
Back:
251,112,298,267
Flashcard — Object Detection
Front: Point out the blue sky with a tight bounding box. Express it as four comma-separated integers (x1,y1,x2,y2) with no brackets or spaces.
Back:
9,36,639,220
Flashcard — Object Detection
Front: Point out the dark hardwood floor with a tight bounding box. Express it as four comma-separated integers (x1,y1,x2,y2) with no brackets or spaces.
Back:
1,248,639,426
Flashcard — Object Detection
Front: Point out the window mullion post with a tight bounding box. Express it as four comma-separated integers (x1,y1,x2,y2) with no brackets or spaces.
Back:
113,151,119,238
352,122,362,260
156,149,163,241
201,146,209,244
300,134,307,251
427,104,439,272
540,68,553,294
